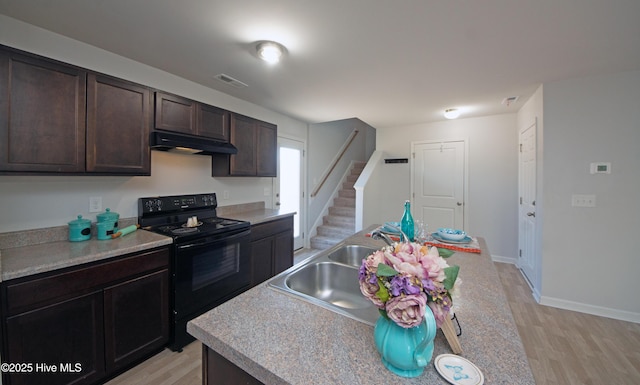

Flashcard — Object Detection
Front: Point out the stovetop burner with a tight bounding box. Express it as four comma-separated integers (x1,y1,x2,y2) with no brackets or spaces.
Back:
138,193,250,241
171,227,199,235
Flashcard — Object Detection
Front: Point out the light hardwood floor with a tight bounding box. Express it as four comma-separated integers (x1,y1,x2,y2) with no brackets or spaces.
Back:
106,262,640,385
495,262,640,385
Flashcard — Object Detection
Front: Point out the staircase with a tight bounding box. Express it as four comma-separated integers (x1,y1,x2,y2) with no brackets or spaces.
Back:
310,162,366,250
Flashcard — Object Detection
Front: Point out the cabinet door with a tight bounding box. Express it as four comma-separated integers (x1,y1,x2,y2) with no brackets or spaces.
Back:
198,103,230,141
103,269,169,373
86,74,151,175
5,292,105,385
154,92,197,134
273,230,294,276
229,114,257,175
250,237,274,287
0,50,86,172
256,121,277,177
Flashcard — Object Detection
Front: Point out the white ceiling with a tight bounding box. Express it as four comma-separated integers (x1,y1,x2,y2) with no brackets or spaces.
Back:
1,0,639,128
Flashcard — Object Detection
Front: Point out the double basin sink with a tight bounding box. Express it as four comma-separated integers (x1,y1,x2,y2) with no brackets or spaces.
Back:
268,244,381,325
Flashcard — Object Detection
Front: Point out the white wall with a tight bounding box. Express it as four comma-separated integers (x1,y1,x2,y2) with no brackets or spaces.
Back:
0,16,308,233
307,118,375,234
375,114,519,260
540,70,640,319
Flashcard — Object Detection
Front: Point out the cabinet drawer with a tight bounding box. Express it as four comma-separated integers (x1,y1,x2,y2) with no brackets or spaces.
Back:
250,217,293,241
4,247,169,316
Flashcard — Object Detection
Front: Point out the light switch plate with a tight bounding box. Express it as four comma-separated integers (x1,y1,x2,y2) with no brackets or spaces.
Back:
89,196,102,212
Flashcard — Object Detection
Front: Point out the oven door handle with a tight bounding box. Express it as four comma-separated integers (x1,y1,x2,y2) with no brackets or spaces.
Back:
176,228,250,250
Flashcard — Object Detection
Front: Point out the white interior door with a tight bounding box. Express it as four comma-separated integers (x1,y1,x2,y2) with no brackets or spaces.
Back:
518,119,537,288
275,137,305,250
412,140,466,231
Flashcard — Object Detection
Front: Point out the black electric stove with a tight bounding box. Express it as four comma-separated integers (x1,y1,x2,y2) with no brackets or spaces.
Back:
138,193,250,242
137,193,251,351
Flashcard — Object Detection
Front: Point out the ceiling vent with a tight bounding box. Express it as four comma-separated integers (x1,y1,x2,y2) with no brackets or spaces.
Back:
502,96,519,107
214,74,248,88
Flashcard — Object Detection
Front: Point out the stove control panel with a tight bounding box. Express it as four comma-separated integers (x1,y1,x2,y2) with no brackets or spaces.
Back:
139,193,218,214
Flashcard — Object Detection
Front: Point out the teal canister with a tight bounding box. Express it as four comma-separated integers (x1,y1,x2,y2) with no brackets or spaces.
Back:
68,215,91,242
96,221,116,240
97,208,119,232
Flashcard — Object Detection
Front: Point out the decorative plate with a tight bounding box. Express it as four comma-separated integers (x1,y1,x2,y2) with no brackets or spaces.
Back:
434,354,484,385
431,232,472,244
381,221,402,235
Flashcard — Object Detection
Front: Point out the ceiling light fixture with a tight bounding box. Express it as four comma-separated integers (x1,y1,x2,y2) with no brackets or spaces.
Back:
256,41,286,64
444,108,460,119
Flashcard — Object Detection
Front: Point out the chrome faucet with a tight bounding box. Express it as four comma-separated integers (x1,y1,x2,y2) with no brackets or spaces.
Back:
371,230,395,246
371,224,409,246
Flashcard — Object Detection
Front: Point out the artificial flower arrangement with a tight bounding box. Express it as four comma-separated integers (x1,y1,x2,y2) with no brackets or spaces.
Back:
359,242,460,328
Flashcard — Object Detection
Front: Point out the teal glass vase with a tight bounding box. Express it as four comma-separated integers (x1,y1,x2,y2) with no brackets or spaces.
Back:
400,200,415,242
373,306,437,377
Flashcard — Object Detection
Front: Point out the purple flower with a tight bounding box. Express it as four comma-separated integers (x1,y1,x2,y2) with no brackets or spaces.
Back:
390,275,421,296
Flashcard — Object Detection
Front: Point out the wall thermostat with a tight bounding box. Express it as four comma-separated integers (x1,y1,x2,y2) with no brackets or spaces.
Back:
590,162,611,174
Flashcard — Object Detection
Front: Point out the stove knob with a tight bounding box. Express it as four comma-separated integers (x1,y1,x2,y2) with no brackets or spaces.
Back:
156,199,163,210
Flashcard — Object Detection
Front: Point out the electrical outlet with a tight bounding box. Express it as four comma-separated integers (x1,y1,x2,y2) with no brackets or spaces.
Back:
89,196,102,212
223,190,229,200
571,194,596,207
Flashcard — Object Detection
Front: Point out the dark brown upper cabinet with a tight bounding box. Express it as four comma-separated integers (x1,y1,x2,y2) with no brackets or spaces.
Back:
0,49,87,173
154,91,230,142
0,45,152,175
87,74,152,175
154,92,197,135
211,113,277,177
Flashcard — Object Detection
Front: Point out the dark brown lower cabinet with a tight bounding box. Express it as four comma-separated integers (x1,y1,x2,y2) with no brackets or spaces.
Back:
203,345,264,385
249,216,294,287
104,270,169,373
5,292,105,385
0,247,170,385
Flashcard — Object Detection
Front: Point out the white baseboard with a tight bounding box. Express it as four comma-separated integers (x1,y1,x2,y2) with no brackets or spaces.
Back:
540,296,640,324
491,254,516,264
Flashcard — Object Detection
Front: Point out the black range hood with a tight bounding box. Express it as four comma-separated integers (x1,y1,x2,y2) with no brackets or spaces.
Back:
150,131,237,155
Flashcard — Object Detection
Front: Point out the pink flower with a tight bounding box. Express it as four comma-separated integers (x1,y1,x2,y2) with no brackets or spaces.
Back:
359,276,385,308
386,243,425,279
364,249,387,274
385,293,428,328
420,246,448,282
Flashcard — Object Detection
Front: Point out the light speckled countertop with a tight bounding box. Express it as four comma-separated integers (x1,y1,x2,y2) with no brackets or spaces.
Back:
188,227,535,384
0,229,173,282
0,204,294,282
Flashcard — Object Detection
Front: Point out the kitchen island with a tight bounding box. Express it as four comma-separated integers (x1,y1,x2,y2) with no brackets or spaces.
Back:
188,227,535,384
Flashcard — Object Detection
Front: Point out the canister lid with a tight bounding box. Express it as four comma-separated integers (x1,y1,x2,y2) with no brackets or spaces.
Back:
97,208,119,222
69,215,91,226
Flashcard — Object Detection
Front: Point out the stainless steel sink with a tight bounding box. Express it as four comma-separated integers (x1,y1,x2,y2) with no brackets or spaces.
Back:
268,244,381,325
326,244,377,267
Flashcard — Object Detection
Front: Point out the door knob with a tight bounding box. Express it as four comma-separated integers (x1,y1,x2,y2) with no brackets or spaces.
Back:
275,202,281,206
526,212,535,217
456,202,462,206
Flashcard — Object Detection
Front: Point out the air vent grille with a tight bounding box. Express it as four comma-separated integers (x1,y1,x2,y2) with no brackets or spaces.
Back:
214,74,248,88
502,96,519,106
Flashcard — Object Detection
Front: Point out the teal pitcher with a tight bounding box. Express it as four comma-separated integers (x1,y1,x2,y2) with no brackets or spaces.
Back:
373,305,437,377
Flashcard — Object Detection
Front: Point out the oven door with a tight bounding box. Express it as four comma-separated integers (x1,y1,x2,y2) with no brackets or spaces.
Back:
173,227,251,319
